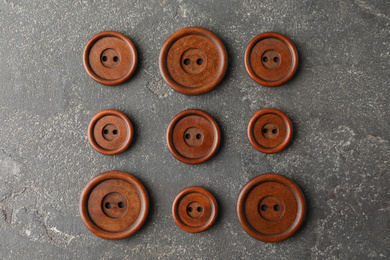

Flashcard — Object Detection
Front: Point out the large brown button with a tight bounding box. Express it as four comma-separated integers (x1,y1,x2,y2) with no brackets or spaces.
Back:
245,32,298,87
159,27,228,95
88,109,134,155
236,173,306,243
172,187,218,233
247,108,292,154
79,171,149,240
83,31,138,86
166,109,220,164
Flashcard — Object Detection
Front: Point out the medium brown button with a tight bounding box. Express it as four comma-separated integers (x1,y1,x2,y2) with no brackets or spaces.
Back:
159,27,228,95
245,32,298,87
236,173,306,243
88,109,134,155
172,187,218,233
79,171,149,240
166,109,220,164
247,108,292,154
83,31,138,86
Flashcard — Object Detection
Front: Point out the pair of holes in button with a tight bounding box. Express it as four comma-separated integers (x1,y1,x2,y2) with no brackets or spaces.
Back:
102,192,128,219
183,58,204,65
261,204,281,211
101,48,121,68
262,123,279,140
105,202,125,209
184,127,204,147
261,50,281,70
187,201,203,218
102,124,119,141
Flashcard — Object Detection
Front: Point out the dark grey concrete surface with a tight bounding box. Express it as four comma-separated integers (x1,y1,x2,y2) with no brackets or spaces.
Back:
0,0,389,259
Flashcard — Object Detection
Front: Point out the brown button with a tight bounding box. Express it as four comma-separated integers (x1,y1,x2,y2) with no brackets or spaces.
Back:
166,109,220,164
247,108,292,154
159,27,228,95
172,187,218,233
88,109,134,155
236,173,306,243
79,171,149,240
83,31,138,86
245,32,298,87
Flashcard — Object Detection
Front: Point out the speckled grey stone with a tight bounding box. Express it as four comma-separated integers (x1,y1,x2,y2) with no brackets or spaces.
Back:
0,0,389,259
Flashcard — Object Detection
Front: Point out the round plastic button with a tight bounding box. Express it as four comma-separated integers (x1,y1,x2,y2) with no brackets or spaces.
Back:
83,31,138,86
245,32,298,87
166,109,220,164
172,187,218,233
247,108,292,154
88,109,134,155
236,173,306,243
79,171,149,240
159,27,228,95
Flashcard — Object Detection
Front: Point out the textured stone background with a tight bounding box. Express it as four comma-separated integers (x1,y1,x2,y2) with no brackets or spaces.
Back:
0,0,389,259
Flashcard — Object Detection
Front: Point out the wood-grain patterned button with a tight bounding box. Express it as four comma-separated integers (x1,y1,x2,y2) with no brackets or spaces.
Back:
172,187,218,233
236,173,306,243
245,32,298,87
166,109,220,164
83,31,138,86
79,171,149,240
88,109,134,155
247,108,292,154
159,27,228,95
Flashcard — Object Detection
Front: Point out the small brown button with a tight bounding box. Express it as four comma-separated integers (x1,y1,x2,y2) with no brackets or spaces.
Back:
172,187,218,233
245,32,298,87
247,108,292,154
83,31,138,86
166,109,220,164
88,109,134,155
236,173,306,243
79,171,149,240
159,27,228,95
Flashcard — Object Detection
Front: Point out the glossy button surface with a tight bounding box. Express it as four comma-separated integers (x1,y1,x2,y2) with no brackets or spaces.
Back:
159,27,227,95
166,109,220,164
172,187,218,233
247,108,292,154
88,109,134,155
83,31,138,86
245,32,298,87
236,173,306,243
79,171,149,240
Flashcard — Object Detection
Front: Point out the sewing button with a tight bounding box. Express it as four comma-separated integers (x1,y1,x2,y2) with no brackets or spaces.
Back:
172,187,218,233
88,109,134,155
79,171,149,240
83,31,138,86
245,32,298,87
247,108,292,154
166,109,220,164
159,27,228,95
236,173,306,243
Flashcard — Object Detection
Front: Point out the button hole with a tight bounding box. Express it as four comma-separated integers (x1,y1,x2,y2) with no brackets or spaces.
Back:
272,129,277,134
113,130,118,135
196,59,203,65
105,202,112,209
197,207,202,212
102,56,108,62
274,57,279,62
113,56,119,62
261,204,268,211
183,59,190,65
262,57,268,62
188,207,193,212
196,134,201,139
262,129,268,134
103,129,109,135
118,202,124,208
185,134,191,139
274,204,281,211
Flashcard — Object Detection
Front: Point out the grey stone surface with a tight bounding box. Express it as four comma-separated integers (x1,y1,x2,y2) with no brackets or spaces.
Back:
0,0,389,259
